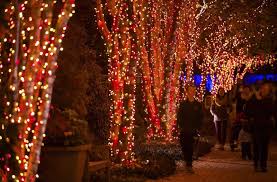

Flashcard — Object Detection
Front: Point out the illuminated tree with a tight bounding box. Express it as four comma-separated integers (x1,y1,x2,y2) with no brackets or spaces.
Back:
164,0,203,139
131,0,208,140
133,0,178,140
96,0,276,165
134,0,276,140
96,0,137,165
196,0,276,95
0,0,75,181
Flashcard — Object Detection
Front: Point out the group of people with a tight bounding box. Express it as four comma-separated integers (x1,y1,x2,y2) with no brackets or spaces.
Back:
177,82,276,174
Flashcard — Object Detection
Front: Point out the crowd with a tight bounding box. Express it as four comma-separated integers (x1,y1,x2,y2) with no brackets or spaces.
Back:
177,81,277,174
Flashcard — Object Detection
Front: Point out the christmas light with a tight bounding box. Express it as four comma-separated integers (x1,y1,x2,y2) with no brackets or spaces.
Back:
96,0,276,165
0,0,75,181
96,0,137,165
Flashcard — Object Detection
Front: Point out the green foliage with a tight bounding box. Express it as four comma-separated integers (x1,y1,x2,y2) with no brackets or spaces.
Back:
86,1,110,144
136,142,183,161
52,16,91,118
48,11,92,145
44,108,90,146
110,166,146,182
86,64,109,144
51,0,109,144
141,153,176,179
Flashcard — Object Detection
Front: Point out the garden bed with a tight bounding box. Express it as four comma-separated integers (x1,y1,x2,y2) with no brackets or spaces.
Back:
90,137,214,181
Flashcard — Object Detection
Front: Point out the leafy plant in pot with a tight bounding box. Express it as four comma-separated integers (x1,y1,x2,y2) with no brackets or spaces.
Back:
38,107,91,182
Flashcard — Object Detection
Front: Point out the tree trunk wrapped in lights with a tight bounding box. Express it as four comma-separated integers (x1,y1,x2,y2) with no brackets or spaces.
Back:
96,0,137,165
164,0,202,140
0,1,75,181
133,0,204,140
96,0,276,164
97,0,202,144
133,0,177,140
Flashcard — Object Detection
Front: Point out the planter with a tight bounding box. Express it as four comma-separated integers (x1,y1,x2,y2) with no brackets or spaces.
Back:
38,144,91,182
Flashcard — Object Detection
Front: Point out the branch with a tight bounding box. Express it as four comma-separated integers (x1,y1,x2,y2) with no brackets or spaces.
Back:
96,0,111,43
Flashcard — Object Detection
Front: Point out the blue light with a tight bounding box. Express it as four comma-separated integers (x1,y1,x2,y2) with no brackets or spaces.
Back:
243,74,277,85
194,75,202,87
182,74,277,93
206,74,213,92
182,74,214,92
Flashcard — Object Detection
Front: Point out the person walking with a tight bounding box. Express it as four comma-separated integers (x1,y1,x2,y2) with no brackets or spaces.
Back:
238,122,252,160
229,97,239,151
210,88,229,150
231,85,254,151
177,85,204,173
245,82,274,172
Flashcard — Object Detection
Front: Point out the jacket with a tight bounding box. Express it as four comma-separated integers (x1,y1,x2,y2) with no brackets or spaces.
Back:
177,100,204,133
210,103,228,122
244,96,274,137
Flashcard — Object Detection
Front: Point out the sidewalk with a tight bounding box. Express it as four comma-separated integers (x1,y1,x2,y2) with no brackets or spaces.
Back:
147,143,277,182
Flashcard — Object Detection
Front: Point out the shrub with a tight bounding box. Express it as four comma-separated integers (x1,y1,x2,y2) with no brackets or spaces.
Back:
44,108,90,146
141,153,176,179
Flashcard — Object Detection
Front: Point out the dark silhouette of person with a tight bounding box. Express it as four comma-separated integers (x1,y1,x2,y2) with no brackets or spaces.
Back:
245,82,274,172
177,85,203,173
231,85,253,151
210,88,228,150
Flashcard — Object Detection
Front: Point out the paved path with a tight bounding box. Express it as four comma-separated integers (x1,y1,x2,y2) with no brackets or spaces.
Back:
147,143,277,182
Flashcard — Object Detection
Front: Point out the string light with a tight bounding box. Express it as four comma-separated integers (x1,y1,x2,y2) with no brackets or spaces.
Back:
97,0,276,164
96,0,137,165
0,0,75,181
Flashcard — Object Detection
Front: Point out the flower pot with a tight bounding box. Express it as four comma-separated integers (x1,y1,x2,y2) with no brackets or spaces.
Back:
38,144,91,182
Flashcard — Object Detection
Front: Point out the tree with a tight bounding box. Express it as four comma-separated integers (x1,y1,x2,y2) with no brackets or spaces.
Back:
0,1,75,181
96,0,276,165
195,0,276,94
52,0,110,144
96,0,137,165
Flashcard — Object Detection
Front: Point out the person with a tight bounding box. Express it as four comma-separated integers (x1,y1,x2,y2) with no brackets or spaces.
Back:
230,85,253,151
210,88,229,150
229,97,239,151
177,85,204,173
238,122,252,160
245,82,274,172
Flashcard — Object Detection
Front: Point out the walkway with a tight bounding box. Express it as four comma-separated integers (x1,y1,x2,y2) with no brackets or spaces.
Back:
147,143,277,182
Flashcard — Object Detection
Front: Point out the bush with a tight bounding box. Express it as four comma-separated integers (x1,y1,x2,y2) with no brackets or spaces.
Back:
136,142,183,161
90,137,213,181
89,145,110,161
90,152,176,181
90,165,146,182
52,0,110,144
44,108,90,146
141,153,176,179
136,136,214,160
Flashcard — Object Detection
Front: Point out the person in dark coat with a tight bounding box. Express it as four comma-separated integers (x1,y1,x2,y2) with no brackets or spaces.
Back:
210,88,229,150
177,85,204,173
230,85,253,151
245,82,274,172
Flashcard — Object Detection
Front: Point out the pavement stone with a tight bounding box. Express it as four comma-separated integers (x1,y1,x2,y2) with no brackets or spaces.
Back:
147,143,277,182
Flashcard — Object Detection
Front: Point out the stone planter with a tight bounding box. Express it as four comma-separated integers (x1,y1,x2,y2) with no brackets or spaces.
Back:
38,144,91,182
